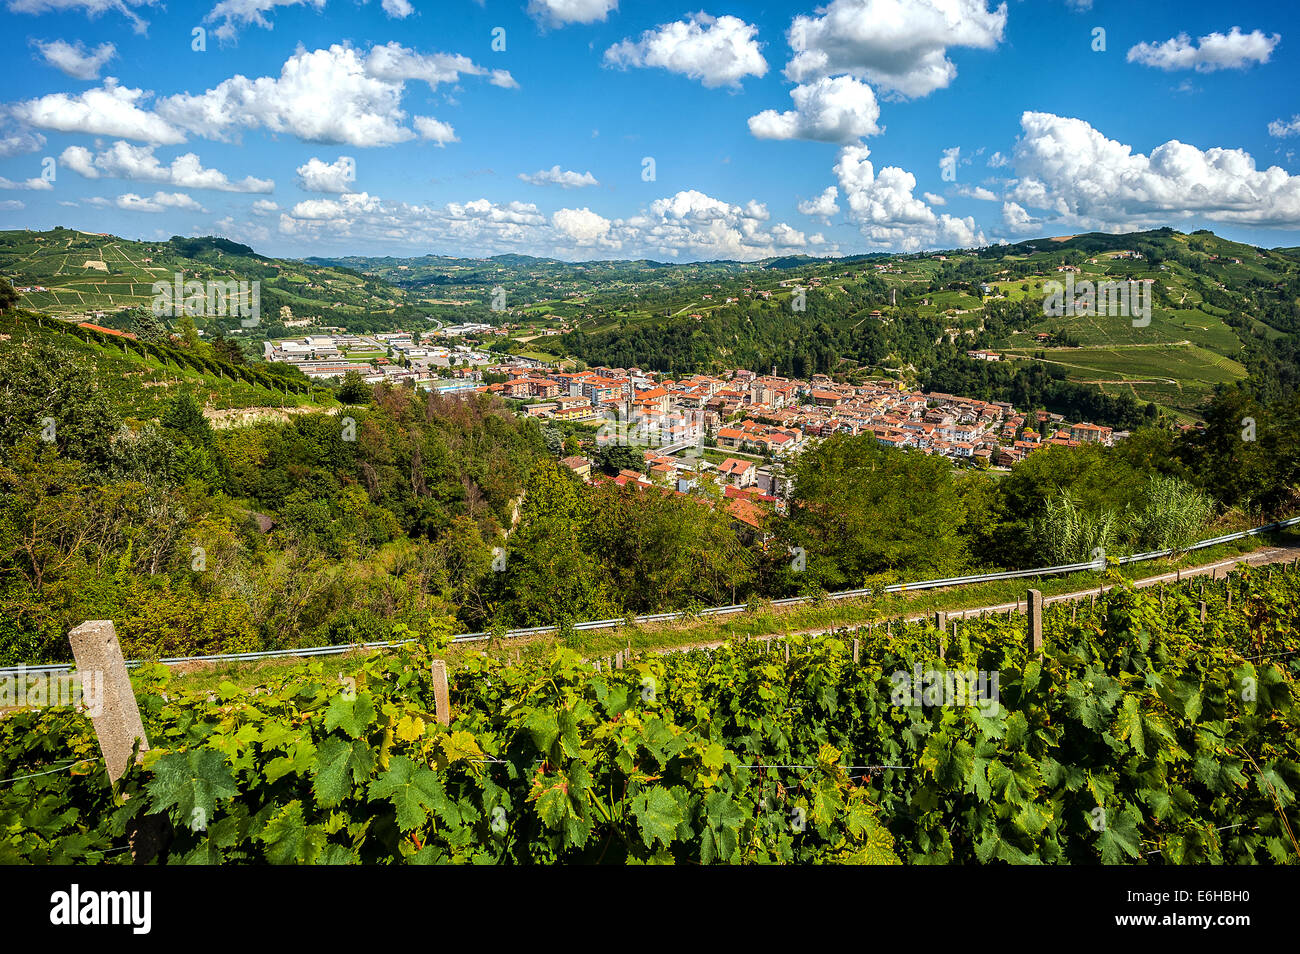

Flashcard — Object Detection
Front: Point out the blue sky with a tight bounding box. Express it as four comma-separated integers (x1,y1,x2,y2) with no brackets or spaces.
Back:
1,0,1299,261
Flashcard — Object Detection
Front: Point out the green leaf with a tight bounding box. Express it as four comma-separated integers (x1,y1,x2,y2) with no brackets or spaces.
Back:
324,692,376,739
256,800,326,864
367,756,446,832
630,786,683,849
145,748,238,826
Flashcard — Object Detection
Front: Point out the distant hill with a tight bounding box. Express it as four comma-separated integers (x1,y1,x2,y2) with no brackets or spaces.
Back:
0,228,417,335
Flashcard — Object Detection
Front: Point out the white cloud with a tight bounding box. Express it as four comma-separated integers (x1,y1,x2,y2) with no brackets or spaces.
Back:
9,43,512,150
987,150,1009,168
296,155,356,192
115,190,206,213
204,0,326,42
33,39,116,80
1001,200,1038,232
413,116,458,145
60,140,274,192
364,42,505,89
381,0,412,17
1127,27,1280,72
251,198,279,214
11,79,186,144
0,199,25,211
0,175,53,191
922,191,945,205
798,186,840,221
520,165,599,188
159,44,413,146
832,143,986,250
286,191,380,221
604,13,767,89
7,0,156,33
272,187,818,261
785,0,1008,98
770,223,807,247
527,0,616,26
0,127,45,158
1008,110,1300,228
955,184,998,201
748,75,881,144
1268,115,1300,138
552,207,613,245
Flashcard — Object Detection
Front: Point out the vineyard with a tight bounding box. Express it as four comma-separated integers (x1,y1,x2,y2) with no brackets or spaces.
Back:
3,566,1298,864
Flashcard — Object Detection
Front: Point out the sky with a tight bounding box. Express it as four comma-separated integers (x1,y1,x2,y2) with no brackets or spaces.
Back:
1,0,1299,262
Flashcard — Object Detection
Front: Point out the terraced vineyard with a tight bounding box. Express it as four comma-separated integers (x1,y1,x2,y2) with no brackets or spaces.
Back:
3,567,1296,864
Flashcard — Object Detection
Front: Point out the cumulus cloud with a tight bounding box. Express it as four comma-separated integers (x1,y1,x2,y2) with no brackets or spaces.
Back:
381,0,412,17
604,13,767,89
115,191,206,213
7,0,156,33
552,207,613,245
251,198,279,214
955,184,998,201
527,0,616,26
296,155,356,192
271,187,819,261
286,191,380,221
798,185,840,221
11,79,185,144
364,42,514,89
158,45,414,146
1007,110,1300,228
413,116,457,145
33,39,116,79
0,175,53,191
519,165,599,188
0,126,45,158
60,140,274,192
204,0,326,43
922,191,945,205
1268,115,1300,138
1001,200,1039,232
6,43,512,149
748,75,881,144
785,0,1007,98
832,143,985,250
1127,27,1280,72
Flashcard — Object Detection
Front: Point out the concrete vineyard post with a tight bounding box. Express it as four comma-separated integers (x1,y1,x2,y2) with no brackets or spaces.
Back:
68,620,149,784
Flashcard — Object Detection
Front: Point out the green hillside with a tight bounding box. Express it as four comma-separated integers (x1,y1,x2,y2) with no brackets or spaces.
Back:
0,228,417,336
0,309,325,420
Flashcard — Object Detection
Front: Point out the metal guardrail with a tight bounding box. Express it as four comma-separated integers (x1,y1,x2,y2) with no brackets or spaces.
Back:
4,515,1296,678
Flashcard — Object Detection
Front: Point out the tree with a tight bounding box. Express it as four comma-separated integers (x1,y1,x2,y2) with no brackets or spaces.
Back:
337,370,372,405
495,462,615,625
160,392,213,445
0,339,120,469
787,435,967,588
